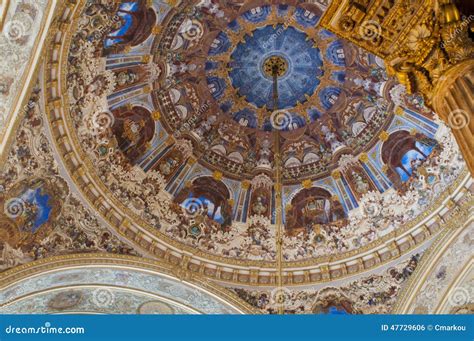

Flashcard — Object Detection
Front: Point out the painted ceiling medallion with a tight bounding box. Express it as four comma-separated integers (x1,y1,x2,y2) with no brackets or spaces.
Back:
227,25,322,111
205,6,348,134
262,55,289,79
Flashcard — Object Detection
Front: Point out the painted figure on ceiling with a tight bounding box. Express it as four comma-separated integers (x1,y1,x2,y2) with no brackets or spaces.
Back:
103,1,157,55
0,177,66,257
111,106,155,164
312,289,358,314
152,143,190,181
249,186,271,219
341,164,376,200
175,176,233,231
381,130,437,187
116,70,139,87
285,187,346,235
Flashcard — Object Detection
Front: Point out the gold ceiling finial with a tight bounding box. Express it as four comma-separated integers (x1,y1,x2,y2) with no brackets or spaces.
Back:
142,55,152,63
143,85,152,94
213,170,223,181
151,110,161,121
263,56,288,78
241,180,250,190
379,131,389,142
302,179,312,189
331,170,341,179
395,106,404,116
165,0,178,7
358,153,369,163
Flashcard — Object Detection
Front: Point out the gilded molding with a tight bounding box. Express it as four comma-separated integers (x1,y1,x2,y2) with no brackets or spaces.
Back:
0,0,57,165
0,253,260,314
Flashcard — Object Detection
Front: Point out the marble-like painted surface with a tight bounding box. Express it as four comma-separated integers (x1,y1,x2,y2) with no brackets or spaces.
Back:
1,267,243,314
0,0,50,147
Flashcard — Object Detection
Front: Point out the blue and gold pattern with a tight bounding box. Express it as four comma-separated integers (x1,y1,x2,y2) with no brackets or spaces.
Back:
205,4,347,131
228,25,323,111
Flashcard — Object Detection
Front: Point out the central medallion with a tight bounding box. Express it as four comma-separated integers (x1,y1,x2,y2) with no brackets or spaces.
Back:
262,55,288,78
228,25,323,111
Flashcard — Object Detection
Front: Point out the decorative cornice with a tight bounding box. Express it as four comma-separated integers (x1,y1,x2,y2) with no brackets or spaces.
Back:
392,213,474,313
0,0,57,165
0,253,259,314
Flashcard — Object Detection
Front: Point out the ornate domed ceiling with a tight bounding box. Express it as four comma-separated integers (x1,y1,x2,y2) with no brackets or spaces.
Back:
156,3,392,182
3,0,468,291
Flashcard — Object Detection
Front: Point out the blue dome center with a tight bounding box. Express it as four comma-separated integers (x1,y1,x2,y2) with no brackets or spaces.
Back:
228,25,323,110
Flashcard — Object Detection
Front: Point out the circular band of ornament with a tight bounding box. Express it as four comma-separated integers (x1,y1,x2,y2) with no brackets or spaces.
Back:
40,0,472,286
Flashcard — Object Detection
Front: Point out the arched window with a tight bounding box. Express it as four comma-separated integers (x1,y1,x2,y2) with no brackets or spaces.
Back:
175,177,233,229
103,1,157,55
285,187,346,234
239,117,249,127
304,10,315,19
336,48,345,59
211,39,219,49
381,131,437,185
111,106,155,165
